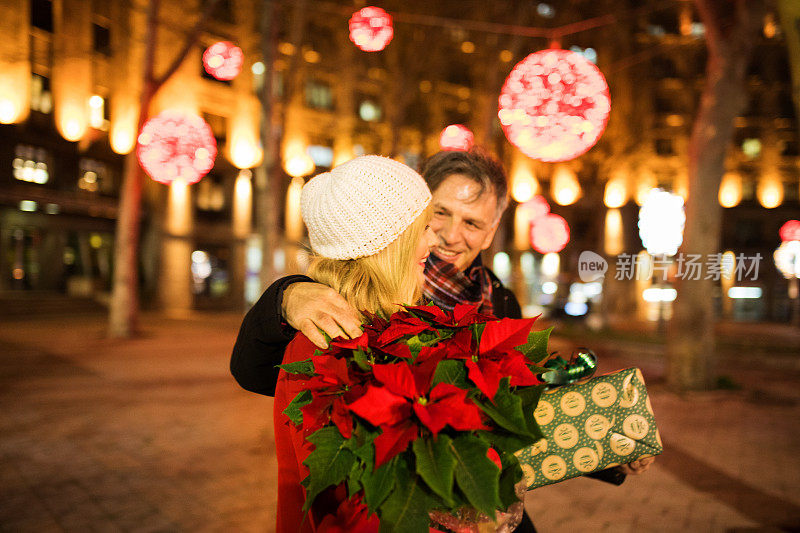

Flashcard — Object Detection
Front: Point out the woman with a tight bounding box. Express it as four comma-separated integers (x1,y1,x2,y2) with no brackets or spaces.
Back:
273,155,436,532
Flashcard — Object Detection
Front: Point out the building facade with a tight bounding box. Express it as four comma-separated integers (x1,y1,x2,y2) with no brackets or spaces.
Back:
1,0,797,323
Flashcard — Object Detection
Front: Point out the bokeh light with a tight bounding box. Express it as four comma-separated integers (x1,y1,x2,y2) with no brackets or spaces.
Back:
530,213,570,253
349,7,394,52
202,41,244,81
498,49,610,162
439,124,474,151
136,111,217,185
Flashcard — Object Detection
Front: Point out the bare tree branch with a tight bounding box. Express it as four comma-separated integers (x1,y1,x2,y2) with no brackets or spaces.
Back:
153,0,224,90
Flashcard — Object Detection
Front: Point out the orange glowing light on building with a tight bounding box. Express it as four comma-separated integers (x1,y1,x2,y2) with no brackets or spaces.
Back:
498,49,610,162
603,176,628,208
757,176,783,208
228,98,262,169
551,165,581,206
718,172,742,208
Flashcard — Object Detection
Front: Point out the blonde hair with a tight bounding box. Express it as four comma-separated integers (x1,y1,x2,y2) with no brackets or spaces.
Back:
307,205,432,318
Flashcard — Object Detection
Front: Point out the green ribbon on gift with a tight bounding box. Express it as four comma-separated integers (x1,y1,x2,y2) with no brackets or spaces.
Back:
540,348,597,385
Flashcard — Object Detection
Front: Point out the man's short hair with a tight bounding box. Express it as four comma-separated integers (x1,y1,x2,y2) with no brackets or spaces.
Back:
420,148,509,219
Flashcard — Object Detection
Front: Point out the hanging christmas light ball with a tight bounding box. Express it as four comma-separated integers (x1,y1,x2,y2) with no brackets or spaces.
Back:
136,111,217,185
530,213,570,254
203,41,244,80
779,220,800,242
498,49,610,162
349,6,394,52
439,124,474,151
519,194,550,221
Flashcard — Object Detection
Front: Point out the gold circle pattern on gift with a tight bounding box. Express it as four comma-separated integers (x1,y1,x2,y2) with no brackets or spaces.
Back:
515,367,663,489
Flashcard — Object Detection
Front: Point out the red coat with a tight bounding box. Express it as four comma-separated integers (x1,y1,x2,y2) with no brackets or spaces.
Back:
274,333,320,533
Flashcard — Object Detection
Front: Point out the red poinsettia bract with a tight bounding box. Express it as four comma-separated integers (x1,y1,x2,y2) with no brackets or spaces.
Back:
348,361,487,467
316,493,379,533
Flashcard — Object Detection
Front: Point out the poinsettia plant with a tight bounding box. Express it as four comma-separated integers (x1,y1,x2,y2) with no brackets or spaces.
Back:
279,303,553,532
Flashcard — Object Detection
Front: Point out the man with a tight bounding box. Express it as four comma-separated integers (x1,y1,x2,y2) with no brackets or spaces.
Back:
231,149,651,531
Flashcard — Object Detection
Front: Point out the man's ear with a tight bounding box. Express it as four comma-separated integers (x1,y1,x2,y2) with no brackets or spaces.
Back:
480,220,501,251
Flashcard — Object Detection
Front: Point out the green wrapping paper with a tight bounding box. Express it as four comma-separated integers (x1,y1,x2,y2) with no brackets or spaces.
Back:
515,367,663,489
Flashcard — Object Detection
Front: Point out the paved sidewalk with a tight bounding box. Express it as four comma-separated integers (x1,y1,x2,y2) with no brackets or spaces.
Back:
1,312,799,532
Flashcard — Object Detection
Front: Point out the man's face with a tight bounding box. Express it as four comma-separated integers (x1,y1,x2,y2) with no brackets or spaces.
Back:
429,173,500,272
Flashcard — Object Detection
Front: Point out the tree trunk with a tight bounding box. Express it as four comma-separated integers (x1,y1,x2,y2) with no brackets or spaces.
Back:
257,0,308,288
666,0,762,390
777,0,800,135
108,0,159,338
108,0,222,337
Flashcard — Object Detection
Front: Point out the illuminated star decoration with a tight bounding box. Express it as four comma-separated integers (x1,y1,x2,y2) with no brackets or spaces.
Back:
439,124,474,151
136,111,217,185
498,48,610,162
349,6,394,52
202,41,244,81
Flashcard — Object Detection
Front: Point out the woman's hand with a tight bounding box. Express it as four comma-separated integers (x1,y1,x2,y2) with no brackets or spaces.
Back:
281,282,363,348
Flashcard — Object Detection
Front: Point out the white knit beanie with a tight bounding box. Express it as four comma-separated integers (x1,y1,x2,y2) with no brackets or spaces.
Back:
301,155,431,260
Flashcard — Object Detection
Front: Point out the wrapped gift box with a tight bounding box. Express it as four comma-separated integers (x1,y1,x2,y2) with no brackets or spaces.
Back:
515,367,662,489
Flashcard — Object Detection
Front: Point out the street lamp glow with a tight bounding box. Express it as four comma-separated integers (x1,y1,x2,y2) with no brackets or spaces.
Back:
638,189,685,256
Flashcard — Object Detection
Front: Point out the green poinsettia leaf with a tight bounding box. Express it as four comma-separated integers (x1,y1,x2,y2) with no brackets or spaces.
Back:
352,347,371,371
470,322,486,344
516,385,546,440
277,358,315,375
301,426,356,511
516,383,545,411
407,334,424,358
431,359,468,388
282,389,313,425
449,434,502,516
413,434,456,505
516,327,553,364
498,463,524,509
379,459,439,533
476,379,533,437
348,460,364,499
361,455,398,511
479,429,537,459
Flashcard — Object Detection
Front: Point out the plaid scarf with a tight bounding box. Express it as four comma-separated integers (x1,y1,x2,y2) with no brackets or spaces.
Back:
423,253,494,315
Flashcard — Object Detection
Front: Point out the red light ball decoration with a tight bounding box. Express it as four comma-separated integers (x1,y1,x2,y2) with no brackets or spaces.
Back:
519,194,550,221
439,124,474,151
498,49,610,162
202,41,244,80
349,6,394,52
136,111,217,185
780,220,800,242
530,213,570,253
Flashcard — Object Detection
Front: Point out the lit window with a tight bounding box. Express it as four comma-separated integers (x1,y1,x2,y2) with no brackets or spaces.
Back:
358,100,381,122
196,175,226,212
13,145,50,184
307,145,333,168
78,158,111,193
304,80,333,110
537,3,555,18
741,138,762,159
88,95,108,130
30,74,53,114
